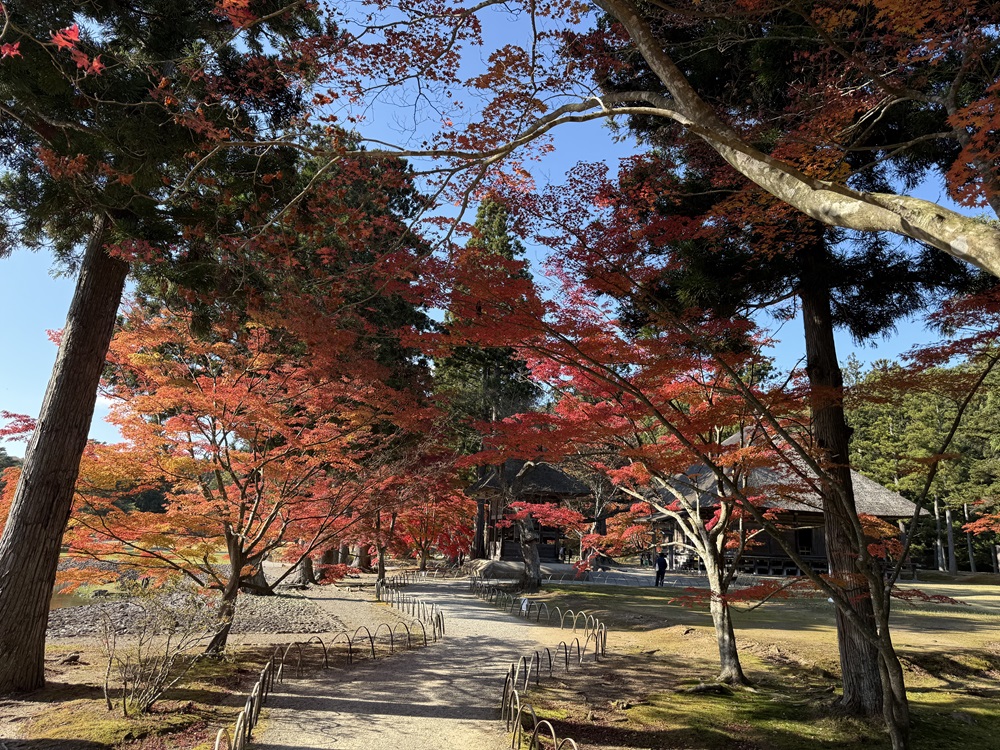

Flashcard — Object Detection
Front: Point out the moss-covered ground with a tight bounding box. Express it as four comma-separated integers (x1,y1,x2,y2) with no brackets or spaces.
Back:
518,576,1000,749
1,644,280,750
7,573,999,749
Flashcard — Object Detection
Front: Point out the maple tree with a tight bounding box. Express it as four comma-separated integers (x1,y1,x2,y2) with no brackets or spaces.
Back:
56,135,438,650
461,296,783,683
560,459,630,561
63,302,431,652
389,463,475,571
315,449,471,579
0,0,332,692
245,150,440,581
424,155,1000,746
491,494,588,588
428,199,755,678
277,0,1000,278
582,500,649,563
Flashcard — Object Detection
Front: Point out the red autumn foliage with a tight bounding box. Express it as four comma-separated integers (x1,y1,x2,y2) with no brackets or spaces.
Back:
0,412,36,442
49,23,78,50
0,467,17,534
61,303,437,646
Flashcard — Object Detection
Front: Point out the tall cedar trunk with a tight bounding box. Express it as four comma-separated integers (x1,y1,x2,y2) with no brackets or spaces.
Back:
704,559,747,684
945,508,957,574
473,499,487,559
376,546,386,581
991,543,999,573
517,518,542,590
0,218,128,694
355,545,371,572
964,505,977,573
799,247,884,717
338,543,351,565
934,498,946,570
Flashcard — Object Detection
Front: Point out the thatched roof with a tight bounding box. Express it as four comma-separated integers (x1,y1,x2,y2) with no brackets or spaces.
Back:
660,466,919,518
466,460,591,499
648,430,921,520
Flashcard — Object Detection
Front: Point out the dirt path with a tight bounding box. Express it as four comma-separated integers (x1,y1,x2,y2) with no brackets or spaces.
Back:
254,579,559,750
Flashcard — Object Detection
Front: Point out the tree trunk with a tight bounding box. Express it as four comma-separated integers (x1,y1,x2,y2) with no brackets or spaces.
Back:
991,542,999,574
338,543,351,565
517,518,542,590
320,548,338,565
207,534,245,653
239,564,274,595
354,545,371,572
376,546,387,582
291,555,316,585
799,245,884,717
946,508,957,574
876,627,911,750
705,560,747,685
0,218,129,695
418,549,429,571
473,498,487,559
964,504,977,573
205,581,240,654
933,498,946,571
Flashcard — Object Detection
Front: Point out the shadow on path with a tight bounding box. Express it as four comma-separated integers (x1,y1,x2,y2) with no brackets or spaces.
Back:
254,580,563,750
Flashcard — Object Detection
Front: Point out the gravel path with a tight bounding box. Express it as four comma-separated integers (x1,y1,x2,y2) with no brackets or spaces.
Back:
47,565,400,640
47,591,347,639
255,579,558,750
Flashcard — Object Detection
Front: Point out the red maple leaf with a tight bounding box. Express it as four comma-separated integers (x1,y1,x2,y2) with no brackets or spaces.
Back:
51,23,80,51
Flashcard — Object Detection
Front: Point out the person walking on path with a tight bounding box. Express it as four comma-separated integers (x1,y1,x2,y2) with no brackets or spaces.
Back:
654,551,667,586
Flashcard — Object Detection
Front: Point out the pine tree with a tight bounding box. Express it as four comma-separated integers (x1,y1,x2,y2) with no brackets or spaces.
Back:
434,198,541,559
435,200,541,452
0,0,320,693
581,8,983,728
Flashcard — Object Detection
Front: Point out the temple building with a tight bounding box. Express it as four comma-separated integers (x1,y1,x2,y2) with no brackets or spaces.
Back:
466,460,590,562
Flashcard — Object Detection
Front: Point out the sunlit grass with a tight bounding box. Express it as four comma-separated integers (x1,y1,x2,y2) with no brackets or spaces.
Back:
521,579,1000,750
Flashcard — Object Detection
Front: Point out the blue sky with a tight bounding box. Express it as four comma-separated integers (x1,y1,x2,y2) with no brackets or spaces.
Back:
0,250,119,455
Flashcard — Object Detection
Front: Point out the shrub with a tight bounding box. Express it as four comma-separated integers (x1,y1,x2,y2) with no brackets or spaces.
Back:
100,581,220,716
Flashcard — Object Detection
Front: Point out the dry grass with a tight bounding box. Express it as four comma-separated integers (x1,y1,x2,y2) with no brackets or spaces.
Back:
0,642,276,750
521,577,1000,750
